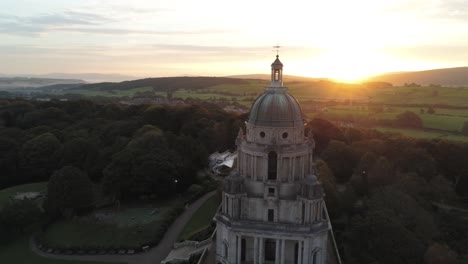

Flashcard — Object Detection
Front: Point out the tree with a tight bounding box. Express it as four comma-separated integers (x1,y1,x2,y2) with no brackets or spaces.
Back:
18,107,71,129
1,110,14,127
347,187,437,264
102,127,183,198
462,121,468,136
44,165,94,218
351,151,377,195
396,147,437,180
348,209,426,264
307,118,345,155
395,172,432,207
130,151,180,196
0,199,44,244
60,137,100,179
369,187,438,243
427,106,435,114
395,111,423,128
351,139,386,157
367,156,394,187
424,243,457,264
428,175,458,203
321,140,358,182
0,137,19,189
19,132,62,181
316,160,338,215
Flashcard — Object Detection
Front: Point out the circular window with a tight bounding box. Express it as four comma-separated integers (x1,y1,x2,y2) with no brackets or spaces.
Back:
282,132,288,139
260,131,266,138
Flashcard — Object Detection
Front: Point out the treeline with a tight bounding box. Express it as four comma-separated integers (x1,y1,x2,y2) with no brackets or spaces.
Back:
0,99,243,194
309,118,468,264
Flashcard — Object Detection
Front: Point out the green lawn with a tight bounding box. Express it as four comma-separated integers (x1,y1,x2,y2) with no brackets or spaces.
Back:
41,199,180,249
0,182,47,209
374,127,468,141
308,105,468,134
178,194,220,241
421,114,466,131
0,237,123,264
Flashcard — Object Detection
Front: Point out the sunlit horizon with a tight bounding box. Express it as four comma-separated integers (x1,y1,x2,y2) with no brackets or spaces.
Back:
1,0,468,82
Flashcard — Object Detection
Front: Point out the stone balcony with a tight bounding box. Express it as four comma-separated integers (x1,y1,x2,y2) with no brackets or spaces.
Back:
216,213,329,236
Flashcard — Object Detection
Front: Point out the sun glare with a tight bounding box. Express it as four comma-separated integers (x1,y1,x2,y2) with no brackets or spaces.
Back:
286,39,405,83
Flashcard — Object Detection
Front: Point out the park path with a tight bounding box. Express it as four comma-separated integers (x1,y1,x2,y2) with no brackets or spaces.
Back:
30,191,217,264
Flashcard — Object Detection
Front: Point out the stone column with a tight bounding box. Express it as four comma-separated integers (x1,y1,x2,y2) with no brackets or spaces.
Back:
292,157,296,180
237,235,242,264
281,239,285,264
301,156,305,179
251,155,254,178
254,156,257,180
298,241,303,264
254,237,258,264
288,157,292,181
259,237,264,264
303,239,309,264
275,239,280,264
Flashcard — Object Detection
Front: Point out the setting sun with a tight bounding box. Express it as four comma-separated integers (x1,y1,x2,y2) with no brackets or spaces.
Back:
0,0,467,80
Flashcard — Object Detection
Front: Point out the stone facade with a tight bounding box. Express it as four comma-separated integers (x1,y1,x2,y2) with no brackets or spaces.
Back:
216,56,337,264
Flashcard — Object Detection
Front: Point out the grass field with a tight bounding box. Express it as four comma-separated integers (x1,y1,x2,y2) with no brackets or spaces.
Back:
374,127,468,141
0,182,121,264
306,105,468,134
0,182,47,209
41,199,179,249
178,194,220,241
0,237,123,264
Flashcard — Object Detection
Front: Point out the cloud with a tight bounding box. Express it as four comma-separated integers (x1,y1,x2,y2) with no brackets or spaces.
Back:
51,27,225,36
26,12,110,26
385,45,468,63
384,0,468,22
0,9,220,36
0,10,116,36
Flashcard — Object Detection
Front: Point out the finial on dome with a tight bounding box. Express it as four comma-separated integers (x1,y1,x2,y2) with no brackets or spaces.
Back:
273,45,281,56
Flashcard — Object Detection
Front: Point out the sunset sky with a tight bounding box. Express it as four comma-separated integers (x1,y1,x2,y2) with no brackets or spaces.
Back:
1,0,468,82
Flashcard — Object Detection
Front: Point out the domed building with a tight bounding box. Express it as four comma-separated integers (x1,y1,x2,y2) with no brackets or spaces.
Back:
215,56,341,264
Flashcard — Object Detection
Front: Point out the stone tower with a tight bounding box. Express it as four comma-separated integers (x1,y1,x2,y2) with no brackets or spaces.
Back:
215,56,339,264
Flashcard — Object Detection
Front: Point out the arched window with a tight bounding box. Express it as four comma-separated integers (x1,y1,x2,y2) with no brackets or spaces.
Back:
241,239,246,261
274,70,280,81
302,202,305,223
265,239,276,261
268,151,277,180
294,243,299,264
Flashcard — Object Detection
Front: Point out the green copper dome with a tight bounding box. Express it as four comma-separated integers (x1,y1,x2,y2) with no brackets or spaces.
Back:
248,87,304,127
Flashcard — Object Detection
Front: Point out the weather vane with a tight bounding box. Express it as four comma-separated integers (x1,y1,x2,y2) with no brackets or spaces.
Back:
273,44,281,56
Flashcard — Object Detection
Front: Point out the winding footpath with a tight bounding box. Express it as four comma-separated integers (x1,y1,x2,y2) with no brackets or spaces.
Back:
30,191,216,264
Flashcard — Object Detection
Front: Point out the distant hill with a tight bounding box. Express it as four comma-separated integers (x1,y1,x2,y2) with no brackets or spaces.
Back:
0,73,137,83
39,73,137,83
367,67,468,86
0,77,85,90
74,76,248,91
228,74,327,83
